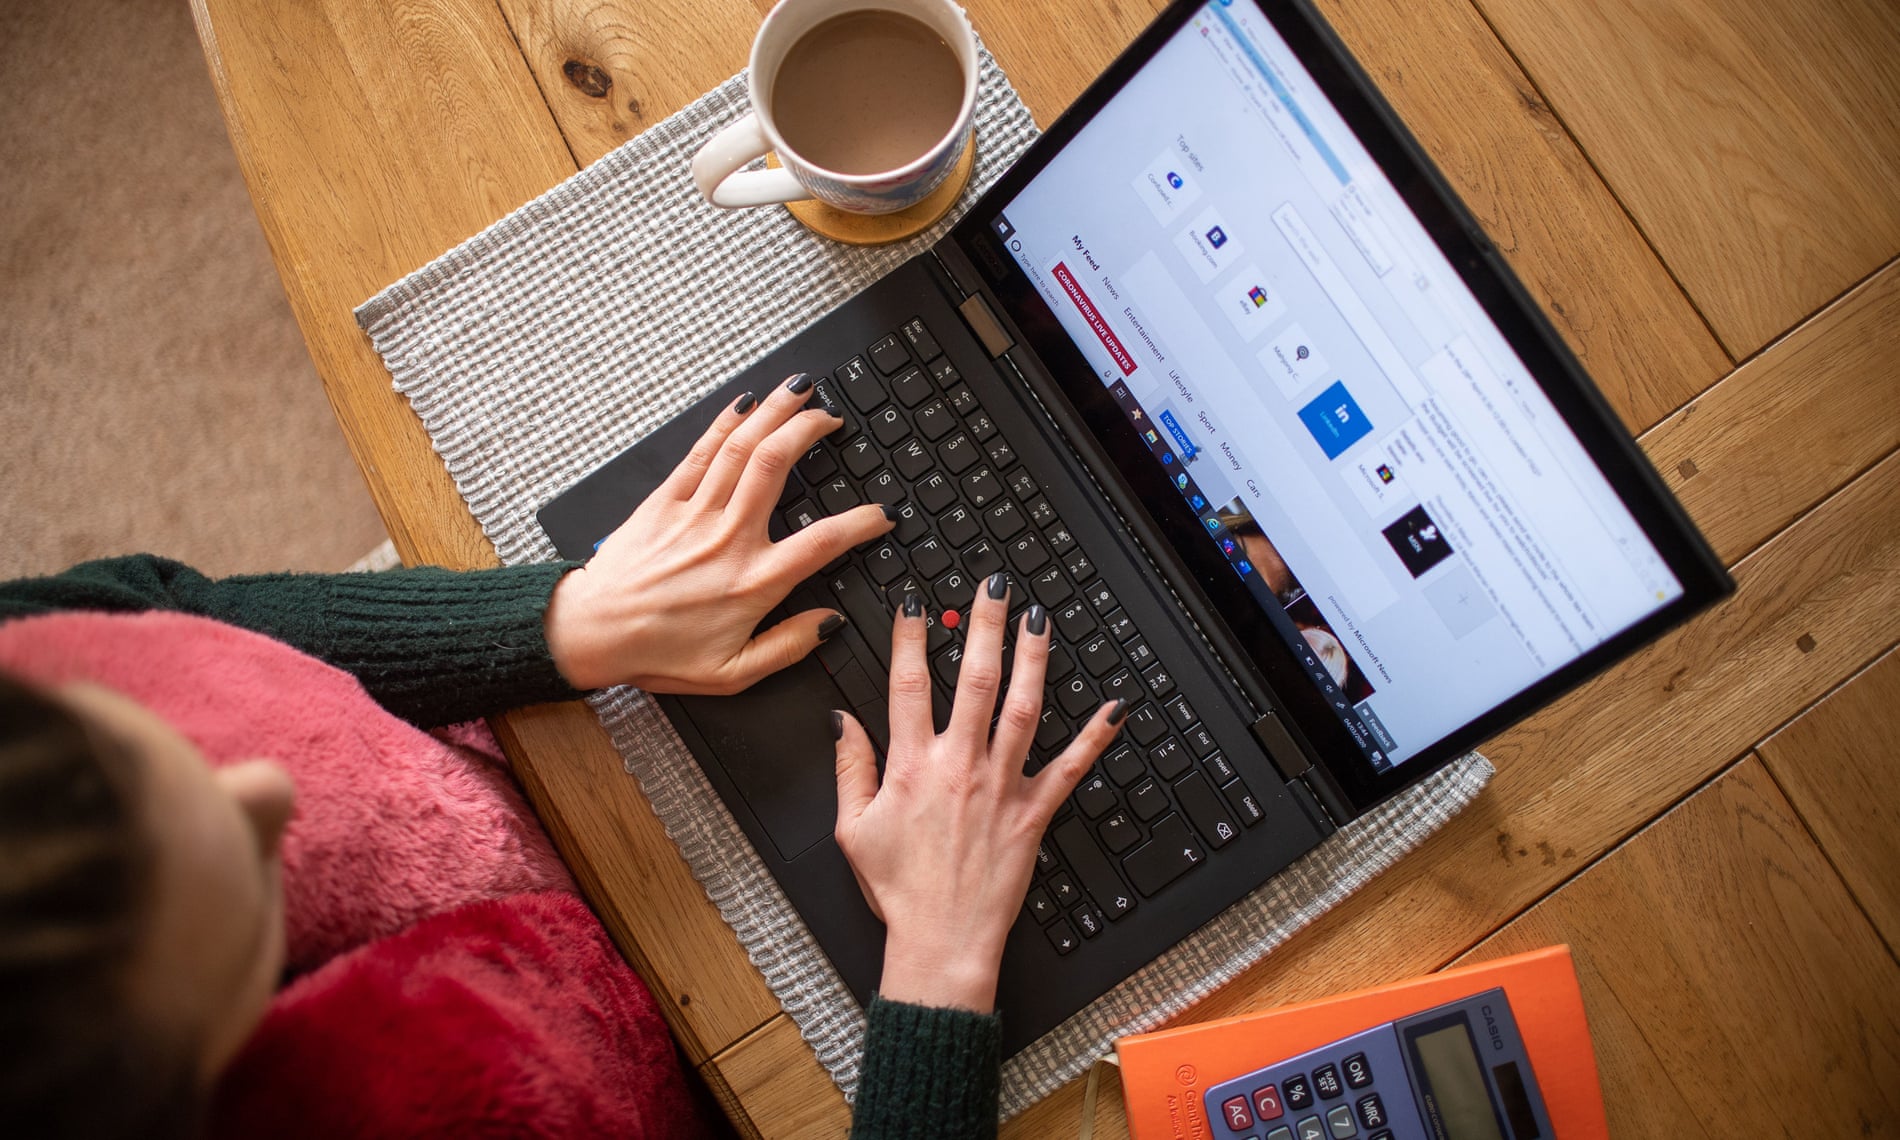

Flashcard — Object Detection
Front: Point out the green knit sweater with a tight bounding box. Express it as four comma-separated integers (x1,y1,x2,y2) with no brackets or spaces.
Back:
0,555,1003,1138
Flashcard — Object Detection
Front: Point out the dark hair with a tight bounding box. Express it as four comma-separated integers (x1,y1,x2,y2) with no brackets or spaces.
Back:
0,673,202,1137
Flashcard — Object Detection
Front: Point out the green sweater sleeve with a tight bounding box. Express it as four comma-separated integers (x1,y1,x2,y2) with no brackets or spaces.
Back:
850,997,1002,1140
0,555,584,727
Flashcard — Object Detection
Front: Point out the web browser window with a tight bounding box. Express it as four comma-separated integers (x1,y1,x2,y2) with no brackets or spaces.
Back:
992,0,1681,768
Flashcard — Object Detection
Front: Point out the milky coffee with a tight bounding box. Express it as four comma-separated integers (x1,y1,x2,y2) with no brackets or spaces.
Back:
770,9,964,177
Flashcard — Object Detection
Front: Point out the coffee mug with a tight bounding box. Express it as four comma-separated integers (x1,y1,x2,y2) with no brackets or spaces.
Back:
691,0,978,215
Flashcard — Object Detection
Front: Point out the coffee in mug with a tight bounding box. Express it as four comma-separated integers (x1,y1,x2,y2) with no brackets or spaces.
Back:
690,0,979,216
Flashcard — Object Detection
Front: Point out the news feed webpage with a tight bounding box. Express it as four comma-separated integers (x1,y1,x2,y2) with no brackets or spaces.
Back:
992,0,1680,769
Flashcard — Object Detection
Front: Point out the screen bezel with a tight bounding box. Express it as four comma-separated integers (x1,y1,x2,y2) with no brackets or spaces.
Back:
947,0,1733,811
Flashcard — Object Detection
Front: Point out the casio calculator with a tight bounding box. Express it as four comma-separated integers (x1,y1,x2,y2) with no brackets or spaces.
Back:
1202,988,1553,1140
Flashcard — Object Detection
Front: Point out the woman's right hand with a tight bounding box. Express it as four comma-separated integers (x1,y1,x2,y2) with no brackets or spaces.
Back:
831,573,1126,1013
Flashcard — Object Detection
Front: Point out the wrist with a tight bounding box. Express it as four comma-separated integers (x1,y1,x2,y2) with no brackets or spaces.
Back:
543,567,609,690
877,929,1004,1013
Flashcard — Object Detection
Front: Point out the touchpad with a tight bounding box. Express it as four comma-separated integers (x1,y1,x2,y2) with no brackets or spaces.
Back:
675,658,843,862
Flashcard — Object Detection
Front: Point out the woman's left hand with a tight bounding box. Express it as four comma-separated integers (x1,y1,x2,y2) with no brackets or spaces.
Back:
543,374,895,694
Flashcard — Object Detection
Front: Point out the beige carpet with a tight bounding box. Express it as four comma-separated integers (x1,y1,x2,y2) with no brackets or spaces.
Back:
0,0,387,581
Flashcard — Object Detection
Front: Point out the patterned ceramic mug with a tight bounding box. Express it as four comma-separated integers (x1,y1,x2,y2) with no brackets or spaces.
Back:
691,0,978,215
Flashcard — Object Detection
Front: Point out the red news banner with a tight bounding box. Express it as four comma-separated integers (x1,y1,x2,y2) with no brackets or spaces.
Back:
1052,261,1138,376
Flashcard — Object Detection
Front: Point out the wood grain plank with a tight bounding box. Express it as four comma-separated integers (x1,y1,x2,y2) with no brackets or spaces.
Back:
1645,260,1900,562
1471,0,1900,357
1465,759,1900,1137
714,1013,853,1140
490,703,780,1062
192,0,575,570
1012,444,1900,1132
1758,648,1900,953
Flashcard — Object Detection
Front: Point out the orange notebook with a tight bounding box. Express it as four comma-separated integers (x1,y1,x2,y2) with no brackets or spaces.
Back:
1114,945,1607,1140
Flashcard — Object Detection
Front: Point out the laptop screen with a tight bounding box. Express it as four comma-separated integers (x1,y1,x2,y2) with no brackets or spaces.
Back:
984,0,1683,770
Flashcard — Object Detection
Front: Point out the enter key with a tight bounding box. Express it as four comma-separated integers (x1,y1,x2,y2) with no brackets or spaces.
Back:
1120,813,1206,897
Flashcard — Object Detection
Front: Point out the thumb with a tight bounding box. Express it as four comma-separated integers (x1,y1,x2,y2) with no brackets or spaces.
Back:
718,608,845,691
833,710,880,831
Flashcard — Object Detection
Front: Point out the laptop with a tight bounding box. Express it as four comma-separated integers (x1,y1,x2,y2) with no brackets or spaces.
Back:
537,0,1732,1056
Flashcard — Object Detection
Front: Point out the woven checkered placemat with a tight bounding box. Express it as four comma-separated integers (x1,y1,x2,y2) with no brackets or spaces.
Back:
356,53,1492,1117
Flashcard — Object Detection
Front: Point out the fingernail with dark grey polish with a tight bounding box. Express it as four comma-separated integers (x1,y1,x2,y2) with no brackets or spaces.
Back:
902,592,923,619
1107,698,1129,726
830,710,845,740
1026,604,1048,637
987,571,1008,600
817,613,847,642
785,372,814,394
733,391,757,414
880,502,903,523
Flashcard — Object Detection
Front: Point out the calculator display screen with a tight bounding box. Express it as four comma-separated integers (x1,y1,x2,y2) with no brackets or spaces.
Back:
1412,1023,1505,1139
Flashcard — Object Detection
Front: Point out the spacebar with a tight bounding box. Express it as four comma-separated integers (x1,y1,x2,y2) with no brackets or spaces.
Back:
1053,817,1136,920
826,565,892,673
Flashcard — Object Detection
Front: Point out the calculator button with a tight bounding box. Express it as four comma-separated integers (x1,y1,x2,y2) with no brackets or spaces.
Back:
1326,1105,1356,1137
1266,1129,1294,1140
1342,1053,1373,1089
1220,1096,1254,1132
1251,1084,1284,1121
1313,1063,1344,1099
1355,1094,1387,1130
1367,1133,1392,1140
1283,1073,1314,1109
1295,1116,1325,1140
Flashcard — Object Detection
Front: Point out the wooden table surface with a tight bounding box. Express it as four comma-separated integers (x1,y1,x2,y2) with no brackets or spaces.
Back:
190,0,1900,1134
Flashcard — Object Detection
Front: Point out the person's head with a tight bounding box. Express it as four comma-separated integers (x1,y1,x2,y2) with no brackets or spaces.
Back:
0,672,295,1137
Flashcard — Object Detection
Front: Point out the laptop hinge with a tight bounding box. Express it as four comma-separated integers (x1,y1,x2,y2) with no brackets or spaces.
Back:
958,293,1014,357
1252,712,1309,780
1255,711,1349,830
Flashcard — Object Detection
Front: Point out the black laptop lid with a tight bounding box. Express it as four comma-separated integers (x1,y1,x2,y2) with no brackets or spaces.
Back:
948,0,1731,810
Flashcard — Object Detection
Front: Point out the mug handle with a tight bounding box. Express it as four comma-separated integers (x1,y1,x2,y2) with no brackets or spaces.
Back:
691,113,812,208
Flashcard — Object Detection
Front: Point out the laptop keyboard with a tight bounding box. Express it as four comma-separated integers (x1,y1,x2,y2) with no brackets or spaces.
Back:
768,315,1268,955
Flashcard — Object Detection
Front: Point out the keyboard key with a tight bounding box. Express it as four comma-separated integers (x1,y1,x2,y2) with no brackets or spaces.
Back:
915,399,956,440
891,500,928,544
962,465,1002,508
1325,1105,1354,1137
869,334,910,375
900,317,941,362
1055,673,1097,719
1102,744,1143,786
798,444,838,483
1185,723,1218,757
1025,496,1057,527
1053,816,1137,919
827,566,892,672
1029,564,1073,606
832,659,879,708
1074,773,1117,818
1222,1096,1255,1133
914,471,956,513
1035,706,1067,750
1125,702,1168,745
892,437,933,480
984,498,1026,540
1036,843,1057,875
1007,532,1051,574
1174,772,1238,848
1313,1065,1343,1101
926,354,959,386
1007,469,1038,500
1138,765,1190,819
865,542,907,585
939,504,980,547
966,409,998,442
1045,921,1079,956
1098,811,1141,854
1047,872,1081,908
1046,643,1074,683
1342,1054,1373,1090
985,436,1016,468
864,469,904,505
1063,548,1095,581
1355,1094,1386,1129
939,432,979,474
934,568,975,611
1054,599,1094,642
1024,886,1057,924
1253,1084,1285,1121
1149,737,1191,780
1071,906,1104,939
933,644,964,688
1284,1074,1314,1109
841,435,880,477
835,356,882,411
1078,633,1119,677
870,405,908,447
808,375,848,422
910,536,951,579
889,367,932,407
1104,609,1136,642
781,498,820,532
1203,750,1237,784
818,475,857,515
1124,638,1155,671
963,539,1004,579
1120,813,1204,896
1101,669,1142,707
1141,662,1176,698
945,382,978,415
1044,523,1076,556
1165,694,1197,730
